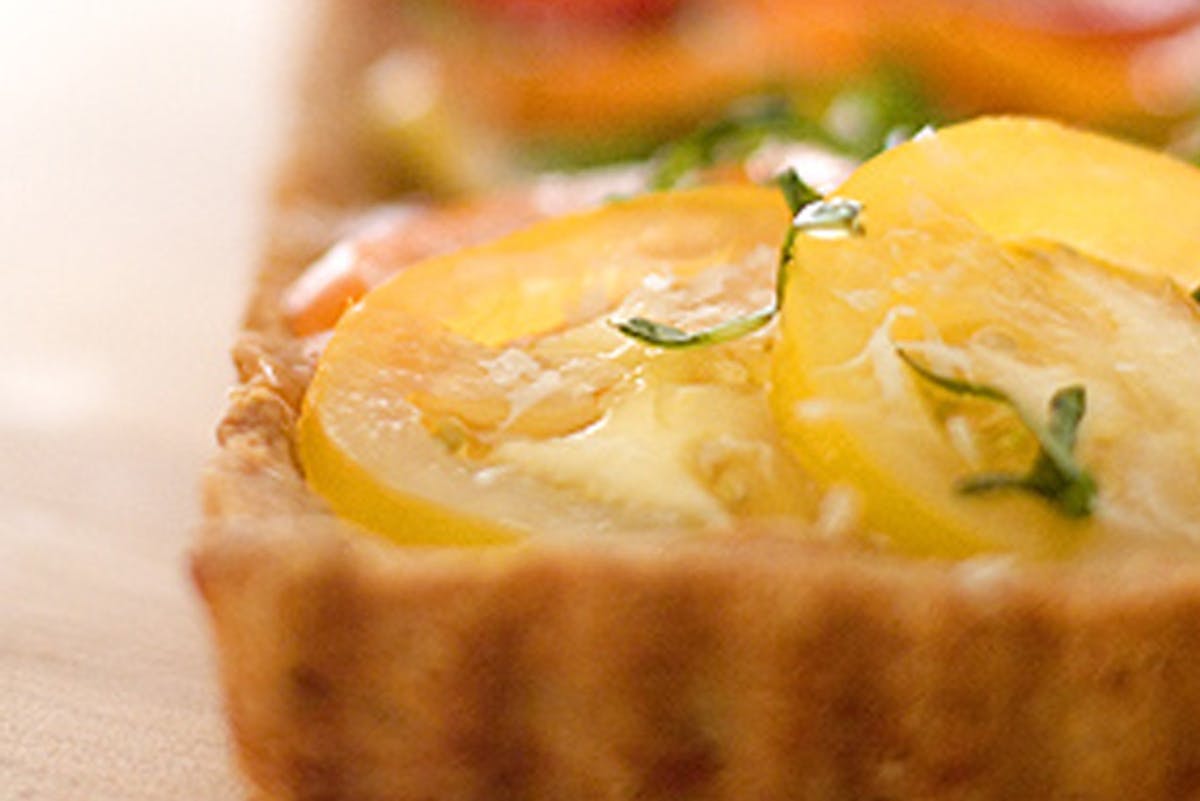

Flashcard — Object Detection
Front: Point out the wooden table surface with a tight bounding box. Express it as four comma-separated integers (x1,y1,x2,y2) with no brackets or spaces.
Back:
3,3,299,798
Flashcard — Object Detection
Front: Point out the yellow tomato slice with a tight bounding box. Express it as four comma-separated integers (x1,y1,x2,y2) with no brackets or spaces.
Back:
299,185,798,546
772,118,1200,557
836,117,1200,286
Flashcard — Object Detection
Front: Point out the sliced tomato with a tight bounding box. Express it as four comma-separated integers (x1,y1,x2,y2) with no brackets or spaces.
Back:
772,117,1200,557
298,185,801,546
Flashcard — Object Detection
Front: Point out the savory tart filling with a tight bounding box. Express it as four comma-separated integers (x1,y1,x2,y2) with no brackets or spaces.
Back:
296,117,1200,559
772,117,1200,557
296,186,821,545
777,209,1200,557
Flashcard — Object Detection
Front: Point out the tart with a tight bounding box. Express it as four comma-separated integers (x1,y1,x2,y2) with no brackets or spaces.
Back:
198,3,1200,799
352,0,1199,192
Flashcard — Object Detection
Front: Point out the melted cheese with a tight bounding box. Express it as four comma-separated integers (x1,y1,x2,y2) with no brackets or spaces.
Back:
491,361,798,526
779,203,1200,555
454,255,814,531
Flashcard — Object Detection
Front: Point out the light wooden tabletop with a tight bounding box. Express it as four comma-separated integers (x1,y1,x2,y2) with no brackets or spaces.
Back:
2,3,298,798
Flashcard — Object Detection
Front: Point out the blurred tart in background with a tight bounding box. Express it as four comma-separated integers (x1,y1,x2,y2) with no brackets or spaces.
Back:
362,0,1200,194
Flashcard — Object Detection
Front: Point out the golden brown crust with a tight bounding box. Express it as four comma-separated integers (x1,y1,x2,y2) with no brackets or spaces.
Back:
197,519,1200,799
197,2,1200,798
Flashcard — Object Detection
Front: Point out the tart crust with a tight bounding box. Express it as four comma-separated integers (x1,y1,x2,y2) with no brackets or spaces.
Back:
197,1,1200,798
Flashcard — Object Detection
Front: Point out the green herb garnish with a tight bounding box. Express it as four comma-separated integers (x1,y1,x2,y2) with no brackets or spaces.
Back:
612,169,860,349
1191,284,1200,305
647,64,946,191
897,349,1097,518
823,64,943,159
648,96,840,191
647,69,943,191
613,311,778,349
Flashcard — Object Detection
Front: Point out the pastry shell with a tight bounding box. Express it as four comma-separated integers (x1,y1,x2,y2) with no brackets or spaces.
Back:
196,1,1200,797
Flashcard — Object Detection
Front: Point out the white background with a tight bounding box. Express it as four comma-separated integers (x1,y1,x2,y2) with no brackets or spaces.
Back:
1,2,298,798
